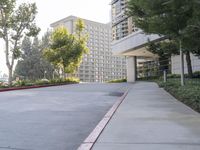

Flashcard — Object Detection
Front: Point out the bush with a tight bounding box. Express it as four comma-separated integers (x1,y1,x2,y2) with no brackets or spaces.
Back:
193,71,200,78
49,77,80,84
107,79,127,83
35,79,50,85
65,77,80,83
167,74,181,78
35,77,80,85
0,81,4,87
156,79,200,113
167,72,200,79
0,77,80,89
0,81,9,88
50,78,65,84
137,76,160,81
13,80,34,87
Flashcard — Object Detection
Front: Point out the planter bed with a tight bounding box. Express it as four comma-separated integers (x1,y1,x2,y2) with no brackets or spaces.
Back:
0,83,77,92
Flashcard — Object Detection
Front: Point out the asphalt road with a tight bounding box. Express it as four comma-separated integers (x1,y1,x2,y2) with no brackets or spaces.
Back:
0,83,128,150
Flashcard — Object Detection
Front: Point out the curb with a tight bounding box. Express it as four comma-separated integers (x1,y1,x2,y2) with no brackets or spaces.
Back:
0,83,76,92
77,88,130,150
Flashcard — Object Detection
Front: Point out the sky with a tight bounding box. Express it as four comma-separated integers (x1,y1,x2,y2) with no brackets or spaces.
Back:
0,0,111,75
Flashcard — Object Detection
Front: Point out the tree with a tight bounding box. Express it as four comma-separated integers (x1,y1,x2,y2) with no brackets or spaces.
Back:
15,37,41,80
127,0,200,78
182,1,200,56
181,3,200,77
43,19,89,78
39,30,56,79
14,34,54,80
147,40,179,73
14,36,32,79
127,0,193,36
0,0,40,85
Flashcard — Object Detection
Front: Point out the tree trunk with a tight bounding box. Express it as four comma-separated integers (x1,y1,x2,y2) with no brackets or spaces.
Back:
63,71,67,79
5,35,13,86
159,57,169,76
52,71,54,79
185,51,193,78
62,68,66,79
8,67,13,86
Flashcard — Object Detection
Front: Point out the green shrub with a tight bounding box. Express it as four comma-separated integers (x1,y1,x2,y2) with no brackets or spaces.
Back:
35,79,50,85
25,82,35,86
167,72,200,79
0,81,4,87
193,71,200,78
107,79,127,83
49,79,58,84
49,77,80,84
13,80,29,87
137,76,160,81
64,77,80,83
167,74,181,78
0,82,9,88
156,79,200,113
50,78,64,84
0,77,79,89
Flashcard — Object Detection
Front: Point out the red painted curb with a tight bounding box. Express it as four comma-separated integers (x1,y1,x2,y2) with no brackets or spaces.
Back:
0,83,77,92
77,88,130,150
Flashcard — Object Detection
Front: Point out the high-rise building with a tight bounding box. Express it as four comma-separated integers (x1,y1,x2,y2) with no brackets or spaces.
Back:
111,0,162,82
111,0,200,81
51,16,127,82
111,0,138,41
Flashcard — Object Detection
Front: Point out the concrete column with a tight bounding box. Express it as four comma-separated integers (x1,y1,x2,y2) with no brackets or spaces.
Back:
127,56,137,83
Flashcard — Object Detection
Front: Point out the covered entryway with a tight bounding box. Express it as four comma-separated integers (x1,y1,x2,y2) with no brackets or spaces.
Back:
111,31,161,82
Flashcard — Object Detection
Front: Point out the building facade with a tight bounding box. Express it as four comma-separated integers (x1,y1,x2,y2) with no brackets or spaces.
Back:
111,0,138,41
171,54,200,74
51,16,127,82
111,0,160,82
111,0,200,81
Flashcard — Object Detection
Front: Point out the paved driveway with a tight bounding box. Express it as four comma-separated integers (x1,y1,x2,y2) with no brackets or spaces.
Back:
0,83,128,150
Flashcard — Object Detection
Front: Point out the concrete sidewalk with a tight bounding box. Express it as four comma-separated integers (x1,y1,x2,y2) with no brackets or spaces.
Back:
92,82,200,150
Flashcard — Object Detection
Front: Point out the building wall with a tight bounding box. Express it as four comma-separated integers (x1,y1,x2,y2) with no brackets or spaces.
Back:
171,54,200,74
111,0,138,41
111,1,200,79
51,16,127,82
111,0,160,82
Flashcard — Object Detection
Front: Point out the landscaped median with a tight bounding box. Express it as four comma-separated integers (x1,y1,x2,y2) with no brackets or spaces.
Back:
156,78,200,113
0,77,80,92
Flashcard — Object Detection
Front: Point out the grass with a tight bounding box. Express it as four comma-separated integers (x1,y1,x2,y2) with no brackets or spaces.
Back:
156,78,200,113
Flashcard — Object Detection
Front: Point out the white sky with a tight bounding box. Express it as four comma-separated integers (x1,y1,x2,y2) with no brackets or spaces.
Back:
0,0,111,75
